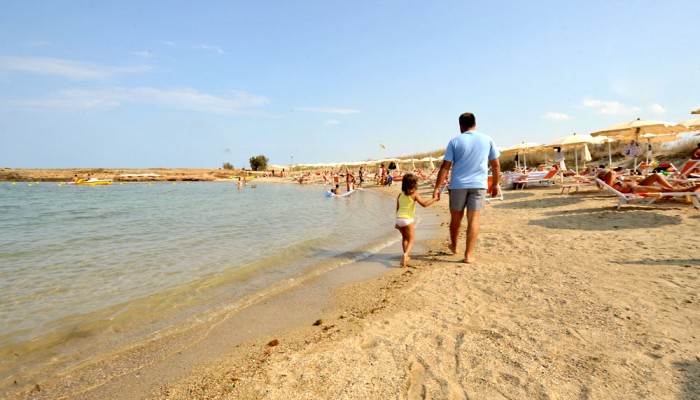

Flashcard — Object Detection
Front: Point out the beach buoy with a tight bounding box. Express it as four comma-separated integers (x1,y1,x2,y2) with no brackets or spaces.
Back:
28,184,33,187
12,182,16,185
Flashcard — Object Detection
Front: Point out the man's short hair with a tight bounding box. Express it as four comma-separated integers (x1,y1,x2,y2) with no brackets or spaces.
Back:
459,113,476,129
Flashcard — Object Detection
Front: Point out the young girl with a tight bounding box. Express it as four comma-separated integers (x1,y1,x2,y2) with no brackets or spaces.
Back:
395,174,438,266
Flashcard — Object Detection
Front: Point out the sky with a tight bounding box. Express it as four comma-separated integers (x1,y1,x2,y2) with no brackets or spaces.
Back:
1,0,699,169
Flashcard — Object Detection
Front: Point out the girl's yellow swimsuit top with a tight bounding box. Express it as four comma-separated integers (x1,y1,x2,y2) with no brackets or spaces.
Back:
396,192,416,219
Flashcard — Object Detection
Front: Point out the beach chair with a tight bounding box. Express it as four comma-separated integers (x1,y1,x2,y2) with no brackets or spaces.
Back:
513,168,558,190
556,178,595,194
668,160,700,183
594,178,700,210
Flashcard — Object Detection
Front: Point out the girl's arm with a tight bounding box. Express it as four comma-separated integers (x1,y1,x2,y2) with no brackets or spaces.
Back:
396,194,401,212
413,192,437,207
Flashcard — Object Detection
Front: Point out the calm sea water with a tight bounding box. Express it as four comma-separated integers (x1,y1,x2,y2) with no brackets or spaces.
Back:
0,181,396,380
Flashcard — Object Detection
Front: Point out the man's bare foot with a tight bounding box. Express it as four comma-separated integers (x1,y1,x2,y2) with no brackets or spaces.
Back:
464,253,477,264
448,243,457,254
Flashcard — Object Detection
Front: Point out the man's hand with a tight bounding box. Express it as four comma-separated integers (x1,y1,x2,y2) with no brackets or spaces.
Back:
488,185,499,198
433,186,441,200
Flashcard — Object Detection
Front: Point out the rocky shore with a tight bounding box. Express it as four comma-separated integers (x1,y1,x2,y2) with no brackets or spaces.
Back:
0,168,254,183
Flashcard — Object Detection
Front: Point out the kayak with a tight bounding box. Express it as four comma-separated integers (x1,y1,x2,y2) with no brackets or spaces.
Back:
67,179,113,186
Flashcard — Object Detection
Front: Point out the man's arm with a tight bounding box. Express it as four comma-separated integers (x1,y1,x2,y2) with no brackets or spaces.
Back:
488,158,501,198
433,161,452,199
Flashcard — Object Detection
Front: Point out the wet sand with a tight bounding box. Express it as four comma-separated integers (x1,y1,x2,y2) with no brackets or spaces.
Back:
4,181,700,399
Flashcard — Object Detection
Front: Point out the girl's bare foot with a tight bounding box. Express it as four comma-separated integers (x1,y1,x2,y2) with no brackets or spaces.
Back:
401,254,410,266
464,253,476,264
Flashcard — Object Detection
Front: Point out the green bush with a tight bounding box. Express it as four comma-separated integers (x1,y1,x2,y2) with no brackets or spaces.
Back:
222,162,234,170
249,155,269,171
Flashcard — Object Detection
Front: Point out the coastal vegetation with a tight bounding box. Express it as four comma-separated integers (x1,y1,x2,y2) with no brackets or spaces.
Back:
249,154,269,171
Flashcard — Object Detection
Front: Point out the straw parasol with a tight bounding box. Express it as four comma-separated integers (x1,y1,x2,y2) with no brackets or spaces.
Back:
692,108,700,115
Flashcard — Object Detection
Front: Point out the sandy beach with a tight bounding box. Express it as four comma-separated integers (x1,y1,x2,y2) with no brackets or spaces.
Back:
4,179,699,399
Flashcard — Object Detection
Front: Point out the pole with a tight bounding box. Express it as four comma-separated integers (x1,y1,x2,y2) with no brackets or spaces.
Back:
291,155,293,173
608,141,612,166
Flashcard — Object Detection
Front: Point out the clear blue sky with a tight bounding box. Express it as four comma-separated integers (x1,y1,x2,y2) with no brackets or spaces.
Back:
1,0,698,168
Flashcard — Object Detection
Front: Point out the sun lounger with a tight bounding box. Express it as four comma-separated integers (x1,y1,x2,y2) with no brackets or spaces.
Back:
511,169,558,190
556,179,595,194
668,160,700,184
595,178,700,210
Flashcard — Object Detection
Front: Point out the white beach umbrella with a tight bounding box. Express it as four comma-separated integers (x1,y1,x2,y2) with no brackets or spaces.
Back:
638,133,682,167
592,137,617,166
591,118,686,138
547,133,606,172
679,117,700,130
591,118,688,168
501,142,542,169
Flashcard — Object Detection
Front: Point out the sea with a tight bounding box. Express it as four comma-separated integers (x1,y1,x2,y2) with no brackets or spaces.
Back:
0,181,398,384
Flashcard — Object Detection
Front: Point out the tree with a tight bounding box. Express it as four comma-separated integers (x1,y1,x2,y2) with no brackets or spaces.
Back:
222,162,234,170
249,155,269,171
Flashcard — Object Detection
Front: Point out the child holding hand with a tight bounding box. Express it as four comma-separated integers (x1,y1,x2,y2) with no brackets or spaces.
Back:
395,174,438,266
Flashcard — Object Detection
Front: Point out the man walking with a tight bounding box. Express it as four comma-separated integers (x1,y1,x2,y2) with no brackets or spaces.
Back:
433,112,500,264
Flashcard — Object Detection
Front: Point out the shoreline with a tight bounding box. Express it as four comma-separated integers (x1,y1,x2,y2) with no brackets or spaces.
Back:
2,180,438,399
150,185,699,399
4,182,699,399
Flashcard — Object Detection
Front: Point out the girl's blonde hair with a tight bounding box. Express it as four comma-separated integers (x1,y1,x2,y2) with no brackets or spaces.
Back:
401,173,418,195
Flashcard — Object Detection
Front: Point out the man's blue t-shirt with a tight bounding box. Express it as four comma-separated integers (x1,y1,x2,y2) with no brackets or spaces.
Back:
444,130,500,190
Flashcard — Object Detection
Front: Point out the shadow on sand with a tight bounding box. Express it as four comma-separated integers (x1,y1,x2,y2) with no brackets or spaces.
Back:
528,208,683,231
674,360,700,399
494,196,583,210
612,258,700,267
500,191,536,200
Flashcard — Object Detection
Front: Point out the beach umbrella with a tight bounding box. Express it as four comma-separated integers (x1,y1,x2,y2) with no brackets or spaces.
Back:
593,137,617,166
591,118,686,138
692,108,700,115
679,117,700,130
501,142,542,169
638,133,682,167
591,118,688,168
547,133,606,172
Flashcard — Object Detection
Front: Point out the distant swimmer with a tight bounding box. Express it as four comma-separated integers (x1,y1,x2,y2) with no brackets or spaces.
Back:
237,177,243,189
333,184,341,195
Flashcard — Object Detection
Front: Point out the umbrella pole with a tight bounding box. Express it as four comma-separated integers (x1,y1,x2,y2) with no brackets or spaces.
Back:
574,147,579,173
608,142,612,166
645,139,653,176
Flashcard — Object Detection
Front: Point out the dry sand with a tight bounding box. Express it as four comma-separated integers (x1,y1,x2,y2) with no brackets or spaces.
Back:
5,181,699,399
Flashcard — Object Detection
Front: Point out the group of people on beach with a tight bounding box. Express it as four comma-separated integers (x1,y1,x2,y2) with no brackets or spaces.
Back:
596,167,700,194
